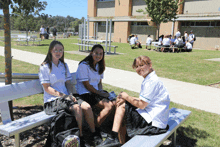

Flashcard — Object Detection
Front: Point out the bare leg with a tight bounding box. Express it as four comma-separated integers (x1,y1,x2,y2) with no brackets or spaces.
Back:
112,103,125,132
69,104,83,136
81,101,95,132
118,123,126,144
114,103,126,144
95,100,114,126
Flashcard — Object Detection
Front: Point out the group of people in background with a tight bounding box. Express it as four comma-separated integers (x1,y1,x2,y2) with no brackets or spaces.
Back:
38,40,170,147
157,30,196,53
39,25,57,41
129,30,195,53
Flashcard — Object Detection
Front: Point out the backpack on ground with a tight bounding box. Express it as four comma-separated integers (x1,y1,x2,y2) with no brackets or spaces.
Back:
44,110,80,147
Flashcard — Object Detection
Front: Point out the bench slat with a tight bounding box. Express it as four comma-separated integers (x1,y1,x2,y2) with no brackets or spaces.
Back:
0,79,43,104
122,108,191,147
0,111,54,136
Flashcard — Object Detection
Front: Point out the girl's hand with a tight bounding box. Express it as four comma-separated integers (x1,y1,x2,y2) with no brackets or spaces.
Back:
116,96,125,106
65,95,77,102
119,92,129,100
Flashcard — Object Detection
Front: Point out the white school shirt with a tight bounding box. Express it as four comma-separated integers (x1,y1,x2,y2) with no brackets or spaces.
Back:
186,42,192,49
76,61,103,95
158,37,163,45
40,27,46,34
136,71,170,129
162,38,171,46
38,62,72,103
175,31,181,38
184,33,188,41
188,34,195,42
130,37,136,45
146,37,153,45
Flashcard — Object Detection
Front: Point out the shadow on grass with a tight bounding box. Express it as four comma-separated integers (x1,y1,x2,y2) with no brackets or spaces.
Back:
160,125,209,147
38,44,50,46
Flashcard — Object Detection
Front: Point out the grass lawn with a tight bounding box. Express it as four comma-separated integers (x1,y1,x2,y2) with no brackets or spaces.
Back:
0,36,220,86
0,37,220,146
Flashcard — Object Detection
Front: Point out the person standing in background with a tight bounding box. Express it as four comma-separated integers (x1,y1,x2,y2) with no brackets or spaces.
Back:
39,25,46,41
175,29,181,38
184,31,188,43
52,26,57,40
146,35,153,50
188,30,195,47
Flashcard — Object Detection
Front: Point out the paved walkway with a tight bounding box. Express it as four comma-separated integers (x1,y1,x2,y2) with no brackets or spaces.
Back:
1,47,220,115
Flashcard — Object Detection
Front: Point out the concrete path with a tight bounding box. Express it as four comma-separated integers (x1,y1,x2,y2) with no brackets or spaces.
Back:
0,47,220,115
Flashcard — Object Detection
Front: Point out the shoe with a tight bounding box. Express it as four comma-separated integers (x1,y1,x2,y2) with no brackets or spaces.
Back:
80,136,91,147
93,133,103,146
97,136,121,147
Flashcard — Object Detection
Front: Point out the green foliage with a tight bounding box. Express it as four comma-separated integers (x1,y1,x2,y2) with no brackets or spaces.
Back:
143,0,179,25
137,0,182,38
11,0,47,38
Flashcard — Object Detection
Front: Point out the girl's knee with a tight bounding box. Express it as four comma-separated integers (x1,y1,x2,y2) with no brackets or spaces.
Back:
71,104,81,111
81,102,92,111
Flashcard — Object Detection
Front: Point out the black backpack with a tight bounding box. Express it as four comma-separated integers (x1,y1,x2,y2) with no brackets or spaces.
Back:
44,110,80,147
194,35,196,41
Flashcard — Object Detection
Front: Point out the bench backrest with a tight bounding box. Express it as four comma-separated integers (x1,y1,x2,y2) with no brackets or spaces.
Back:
0,73,77,124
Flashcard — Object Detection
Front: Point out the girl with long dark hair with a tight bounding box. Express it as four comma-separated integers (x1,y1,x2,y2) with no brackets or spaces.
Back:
39,41,102,147
76,44,115,131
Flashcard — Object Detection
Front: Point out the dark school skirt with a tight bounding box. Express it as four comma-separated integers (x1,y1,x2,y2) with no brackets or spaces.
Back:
44,94,83,115
125,102,169,138
79,92,107,107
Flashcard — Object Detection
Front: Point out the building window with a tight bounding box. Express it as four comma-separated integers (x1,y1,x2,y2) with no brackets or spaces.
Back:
131,22,149,26
181,21,220,27
97,0,115,1
98,21,114,26
101,22,106,26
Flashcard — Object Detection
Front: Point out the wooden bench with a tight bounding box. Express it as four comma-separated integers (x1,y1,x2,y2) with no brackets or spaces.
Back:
0,73,77,147
122,108,191,147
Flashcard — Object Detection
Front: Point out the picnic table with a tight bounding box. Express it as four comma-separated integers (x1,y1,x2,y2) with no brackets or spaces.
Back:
77,38,117,54
153,45,182,53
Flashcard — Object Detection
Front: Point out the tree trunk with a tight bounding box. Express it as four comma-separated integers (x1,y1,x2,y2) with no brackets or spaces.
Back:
157,24,160,41
3,1,14,120
26,18,29,45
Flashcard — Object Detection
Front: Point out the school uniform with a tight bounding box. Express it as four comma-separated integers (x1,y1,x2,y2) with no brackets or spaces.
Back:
39,62,79,115
76,61,104,106
162,38,171,46
185,42,192,52
40,27,46,38
188,33,195,46
146,37,153,46
125,71,170,138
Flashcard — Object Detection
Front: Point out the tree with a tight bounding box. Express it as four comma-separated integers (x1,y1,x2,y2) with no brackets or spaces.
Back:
0,0,46,120
137,0,182,39
12,0,47,45
0,0,18,120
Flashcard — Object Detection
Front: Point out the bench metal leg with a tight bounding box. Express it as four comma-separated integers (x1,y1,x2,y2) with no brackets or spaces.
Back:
15,133,20,147
173,130,176,147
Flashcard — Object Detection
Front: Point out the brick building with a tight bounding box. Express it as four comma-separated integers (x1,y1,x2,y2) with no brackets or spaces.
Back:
87,0,220,50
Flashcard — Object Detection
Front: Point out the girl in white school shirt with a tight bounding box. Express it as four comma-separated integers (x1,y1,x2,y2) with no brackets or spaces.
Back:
76,44,115,130
98,55,170,147
38,40,102,147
